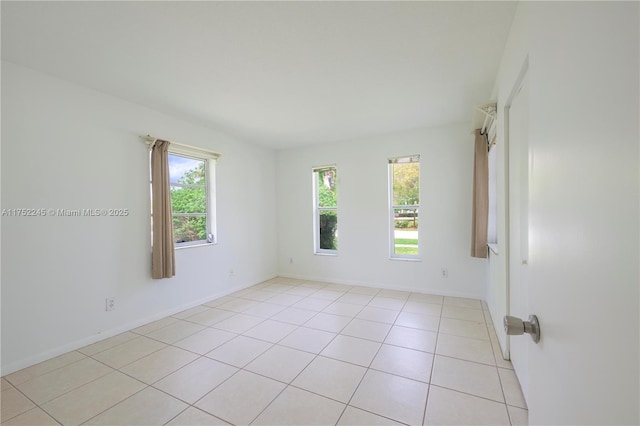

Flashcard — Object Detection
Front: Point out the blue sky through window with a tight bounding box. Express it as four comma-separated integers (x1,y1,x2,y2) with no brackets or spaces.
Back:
169,155,203,184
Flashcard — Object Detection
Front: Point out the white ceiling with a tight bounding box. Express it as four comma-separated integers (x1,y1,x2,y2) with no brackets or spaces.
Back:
2,1,516,149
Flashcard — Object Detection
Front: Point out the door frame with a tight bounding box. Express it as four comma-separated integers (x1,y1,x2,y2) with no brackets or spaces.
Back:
503,57,529,361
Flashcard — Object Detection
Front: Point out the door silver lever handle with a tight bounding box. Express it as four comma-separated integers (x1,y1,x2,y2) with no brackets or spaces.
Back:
504,315,540,343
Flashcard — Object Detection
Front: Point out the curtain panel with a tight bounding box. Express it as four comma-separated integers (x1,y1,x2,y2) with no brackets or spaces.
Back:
471,129,489,258
151,140,176,278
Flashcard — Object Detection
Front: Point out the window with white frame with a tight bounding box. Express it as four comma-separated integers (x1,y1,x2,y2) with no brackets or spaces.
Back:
150,144,217,248
313,165,338,254
389,155,420,259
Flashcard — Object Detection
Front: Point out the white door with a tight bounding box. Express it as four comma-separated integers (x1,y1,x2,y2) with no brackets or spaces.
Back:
498,4,638,423
507,74,529,400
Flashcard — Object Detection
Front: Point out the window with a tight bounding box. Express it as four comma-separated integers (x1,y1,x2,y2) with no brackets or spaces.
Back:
168,153,214,247
313,165,338,254
389,155,420,259
150,143,218,249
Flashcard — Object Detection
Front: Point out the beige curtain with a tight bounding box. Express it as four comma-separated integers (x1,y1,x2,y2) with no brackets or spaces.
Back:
151,140,175,278
471,129,489,258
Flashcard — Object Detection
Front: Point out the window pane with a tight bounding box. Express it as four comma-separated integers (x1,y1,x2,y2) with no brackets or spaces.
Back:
394,208,418,255
172,216,207,243
317,169,337,208
392,162,419,206
319,211,338,250
168,153,208,246
169,155,205,185
170,185,206,214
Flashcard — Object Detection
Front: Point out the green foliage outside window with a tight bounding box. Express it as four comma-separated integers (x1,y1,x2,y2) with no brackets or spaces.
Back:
393,162,419,205
318,182,337,211
391,159,419,256
170,162,207,243
317,169,338,250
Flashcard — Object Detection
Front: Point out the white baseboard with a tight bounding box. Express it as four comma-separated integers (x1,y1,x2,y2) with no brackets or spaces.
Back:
276,272,485,301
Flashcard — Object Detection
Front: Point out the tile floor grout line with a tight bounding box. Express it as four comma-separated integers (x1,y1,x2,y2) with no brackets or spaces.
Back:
77,333,141,358
0,387,41,424
28,398,63,426
434,352,499,368
335,294,414,425
11,357,116,410
333,362,372,424
169,333,238,356
161,404,192,426
152,375,240,415
130,316,180,336
365,364,431,384
246,330,341,422
254,286,371,424
302,280,406,424
422,305,444,425
333,395,414,426
140,325,215,348
482,308,515,425
240,368,303,425
147,356,219,403
165,406,230,426
78,385,152,426
428,382,515,405
3,351,89,388
114,351,201,388
189,363,246,410
205,336,275,370
436,329,492,342
385,302,431,425
89,337,170,371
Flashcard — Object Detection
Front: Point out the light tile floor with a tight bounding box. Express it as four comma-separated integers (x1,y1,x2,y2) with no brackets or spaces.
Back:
1,277,528,425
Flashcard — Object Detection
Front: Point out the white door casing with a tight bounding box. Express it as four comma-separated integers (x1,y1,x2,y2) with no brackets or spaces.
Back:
506,72,530,401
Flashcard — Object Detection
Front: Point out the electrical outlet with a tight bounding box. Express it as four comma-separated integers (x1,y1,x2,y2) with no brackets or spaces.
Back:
441,268,448,278
105,298,115,311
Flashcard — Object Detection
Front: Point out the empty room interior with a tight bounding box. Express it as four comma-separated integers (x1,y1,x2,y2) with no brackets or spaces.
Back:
1,1,638,426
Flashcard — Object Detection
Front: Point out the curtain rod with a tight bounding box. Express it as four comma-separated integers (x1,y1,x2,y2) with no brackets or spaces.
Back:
471,102,497,135
140,134,221,159
478,103,497,134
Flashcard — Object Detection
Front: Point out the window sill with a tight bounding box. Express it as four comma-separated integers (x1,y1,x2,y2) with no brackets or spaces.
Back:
389,256,422,262
176,242,216,250
314,252,338,256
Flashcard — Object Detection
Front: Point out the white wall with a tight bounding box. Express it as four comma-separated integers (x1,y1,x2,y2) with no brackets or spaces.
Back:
489,2,639,423
276,124,487,298
1,62,278,374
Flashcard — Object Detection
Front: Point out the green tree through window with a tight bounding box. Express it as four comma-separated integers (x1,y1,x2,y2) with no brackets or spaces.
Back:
314,167,338,252
389,156,420,257
169,155,209,245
